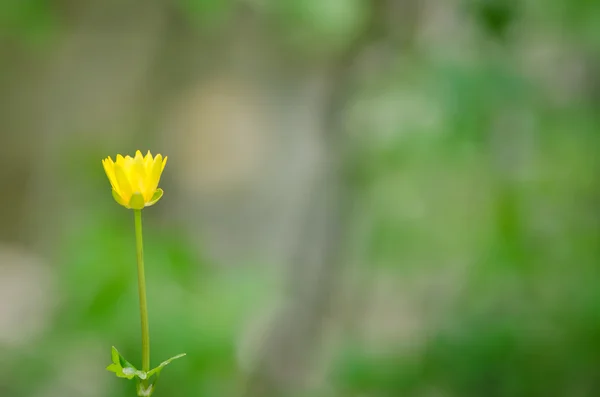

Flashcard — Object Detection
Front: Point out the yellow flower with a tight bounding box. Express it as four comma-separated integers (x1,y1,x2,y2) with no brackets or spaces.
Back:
102,150,167,210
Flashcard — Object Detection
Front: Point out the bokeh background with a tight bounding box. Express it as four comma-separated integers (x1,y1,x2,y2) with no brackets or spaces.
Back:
1,0,600,396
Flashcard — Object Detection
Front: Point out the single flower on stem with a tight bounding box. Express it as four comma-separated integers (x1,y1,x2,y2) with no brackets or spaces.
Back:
102,150,167,210
102,150,185,397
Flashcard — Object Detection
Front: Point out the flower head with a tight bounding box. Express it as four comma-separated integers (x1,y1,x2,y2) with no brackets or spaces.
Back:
102,150,167,210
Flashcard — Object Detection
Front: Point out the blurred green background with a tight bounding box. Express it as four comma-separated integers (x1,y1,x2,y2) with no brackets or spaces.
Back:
1,0,600,396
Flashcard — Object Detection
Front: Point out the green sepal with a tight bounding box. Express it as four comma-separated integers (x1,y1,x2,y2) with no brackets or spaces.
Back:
145,188,163,207
129,193,146,210
112,190,128,208
106,346,147,380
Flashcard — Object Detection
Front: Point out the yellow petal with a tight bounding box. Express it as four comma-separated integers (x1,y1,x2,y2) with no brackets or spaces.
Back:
123,155,133,173
130,154,148,196
162,156,168,172
145,154,163,199
114,163,133,202
144,150,153,171
102,158,118,190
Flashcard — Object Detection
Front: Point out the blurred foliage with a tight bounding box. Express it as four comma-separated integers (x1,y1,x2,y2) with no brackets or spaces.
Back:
268,0,369,56
179,0,236,28
0,0,57,46
466,0,518,40
540,0,600,47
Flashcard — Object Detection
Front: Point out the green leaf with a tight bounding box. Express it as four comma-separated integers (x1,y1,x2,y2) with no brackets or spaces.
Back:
107,347,186,396
134,353,186,397
106,346,147,380
146,353,187,378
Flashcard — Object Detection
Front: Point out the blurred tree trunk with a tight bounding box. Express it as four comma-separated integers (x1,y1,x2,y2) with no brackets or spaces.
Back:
242,1,422,395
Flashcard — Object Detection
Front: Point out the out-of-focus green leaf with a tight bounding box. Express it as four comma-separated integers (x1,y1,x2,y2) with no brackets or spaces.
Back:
106,346,146,380
146,353,186,379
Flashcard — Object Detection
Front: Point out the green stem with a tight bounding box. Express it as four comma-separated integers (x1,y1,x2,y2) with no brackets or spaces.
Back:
134,209,150,374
